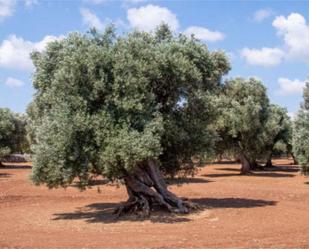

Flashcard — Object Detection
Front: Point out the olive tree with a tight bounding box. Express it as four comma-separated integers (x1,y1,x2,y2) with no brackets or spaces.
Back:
260,104,291,168
286,125,298,165
293,82,309,175
0,108,29,165
0,108,16,165
28,25,230,215
13,114,30,154
216,77,270,174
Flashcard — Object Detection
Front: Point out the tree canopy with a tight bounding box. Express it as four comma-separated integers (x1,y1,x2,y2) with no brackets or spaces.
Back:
28,25,230,215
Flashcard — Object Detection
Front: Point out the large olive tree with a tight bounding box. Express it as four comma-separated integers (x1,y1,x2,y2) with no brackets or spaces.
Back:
293,82,309,175
216,77,270,174
28,25,230,215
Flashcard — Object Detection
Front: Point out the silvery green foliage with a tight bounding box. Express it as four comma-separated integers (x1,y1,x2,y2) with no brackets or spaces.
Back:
0,108,15,159
216,78,270,162
0,108,28,159
293,82,309,174
259,104,291,158
28,25,230,188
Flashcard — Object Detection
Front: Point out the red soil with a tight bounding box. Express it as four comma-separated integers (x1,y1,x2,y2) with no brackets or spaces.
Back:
1,159,309,249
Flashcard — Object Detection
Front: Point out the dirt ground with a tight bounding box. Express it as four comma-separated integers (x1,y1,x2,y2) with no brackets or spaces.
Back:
1,159,309,249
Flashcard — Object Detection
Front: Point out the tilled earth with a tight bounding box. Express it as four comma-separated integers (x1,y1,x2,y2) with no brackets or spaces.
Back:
1,159,309,249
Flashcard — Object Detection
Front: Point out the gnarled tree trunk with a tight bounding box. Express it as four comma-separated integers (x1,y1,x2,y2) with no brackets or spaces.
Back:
263,148,274,168
264,158,273,168
291,154,298,165
239,153,251,175
264,151,273,168
115,159,199,217
249,160,260,170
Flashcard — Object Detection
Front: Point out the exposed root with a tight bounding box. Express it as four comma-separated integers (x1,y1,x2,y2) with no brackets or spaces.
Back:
114,197,200,218
114,159,200,218
114,196,150,218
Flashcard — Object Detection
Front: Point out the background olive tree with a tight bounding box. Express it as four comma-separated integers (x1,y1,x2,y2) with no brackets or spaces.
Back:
28,25,230,216
0,108,29,165
215,77,270,174
293,82,309,175
259,104,291,168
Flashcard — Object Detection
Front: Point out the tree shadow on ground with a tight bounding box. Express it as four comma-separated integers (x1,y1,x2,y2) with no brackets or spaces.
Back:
210,160,238,165
0,164,31,169
305,182,309,185
53,197,276,224
192,197,277,209
0,173,11,179
166,177,212,185
264,165,299,173
53,202,192,224
203,171,295,178
215,168,240,172
215,165,298,173
204,165,298,178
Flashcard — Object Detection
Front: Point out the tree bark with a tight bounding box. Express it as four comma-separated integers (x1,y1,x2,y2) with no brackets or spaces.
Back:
249,160,260,170
264,158,273,168
239,153,251,175
264,151,273,168
287,144,298,165
114,159,199,217
291,154,298,165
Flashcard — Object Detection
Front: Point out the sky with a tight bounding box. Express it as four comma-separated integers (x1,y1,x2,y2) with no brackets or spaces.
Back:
0,0,309,117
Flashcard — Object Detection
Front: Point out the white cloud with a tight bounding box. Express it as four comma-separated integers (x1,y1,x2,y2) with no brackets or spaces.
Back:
0,34,62,71
24,0,38,7
183,26,225,42
127,4,179,32
241,47,285,67
277,77,306,96
0,0,37,21
273,13,309,63
242,12,309,66
5,77,25,87
80,8,104,30
0,0,16,20
253,9,272,22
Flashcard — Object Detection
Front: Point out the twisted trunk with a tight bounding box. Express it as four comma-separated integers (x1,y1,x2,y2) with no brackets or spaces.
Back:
264,158,273,168
287,144,298,165
239,153,251,175
249,160,259,170
291,154,298,165
115,159,199,217
264,151,273,168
